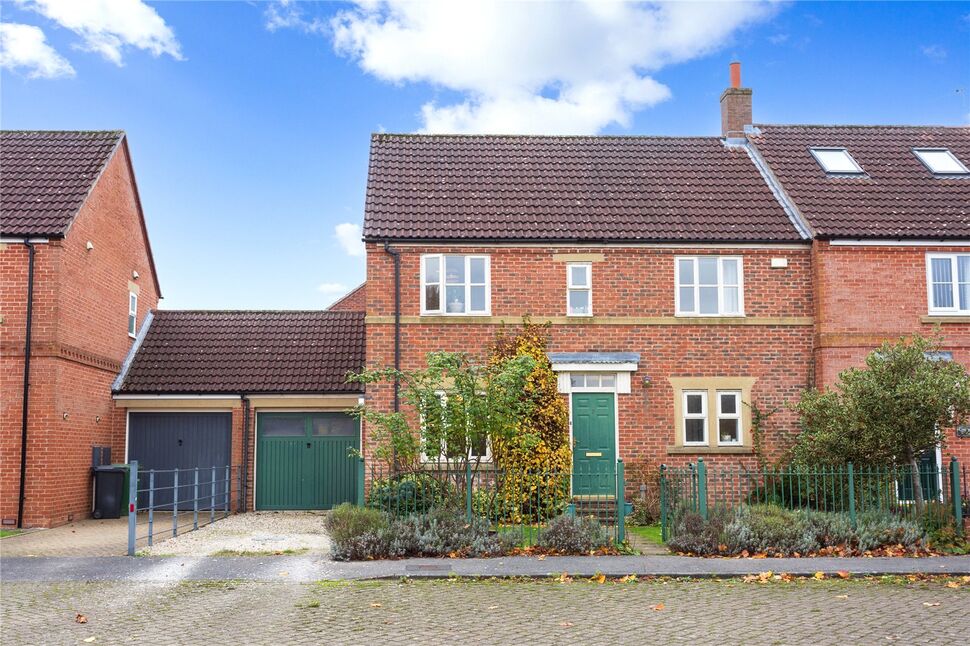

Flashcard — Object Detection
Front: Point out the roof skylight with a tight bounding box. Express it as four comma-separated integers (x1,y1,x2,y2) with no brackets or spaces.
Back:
810,147,864,175
913,148,969,175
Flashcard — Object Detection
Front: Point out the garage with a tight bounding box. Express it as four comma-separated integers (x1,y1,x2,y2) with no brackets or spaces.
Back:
127,411,232,508
255,411,359,510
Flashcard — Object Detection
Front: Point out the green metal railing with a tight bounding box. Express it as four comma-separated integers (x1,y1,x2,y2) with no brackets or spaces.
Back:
660,457,964,542
355,459,632,544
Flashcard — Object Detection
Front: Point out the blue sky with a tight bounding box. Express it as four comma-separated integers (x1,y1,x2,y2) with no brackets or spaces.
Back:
2,1,969,309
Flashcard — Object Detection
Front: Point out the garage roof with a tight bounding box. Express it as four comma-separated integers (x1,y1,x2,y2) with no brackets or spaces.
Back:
114,310,365,395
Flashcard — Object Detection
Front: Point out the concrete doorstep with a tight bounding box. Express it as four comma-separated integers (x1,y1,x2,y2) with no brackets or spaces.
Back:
2,554,969,583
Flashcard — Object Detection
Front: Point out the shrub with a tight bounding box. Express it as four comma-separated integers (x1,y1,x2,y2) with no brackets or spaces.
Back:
325,503,387,545
856,510,925,552
667,506,732,555
537,514,612,553
367,472,455,515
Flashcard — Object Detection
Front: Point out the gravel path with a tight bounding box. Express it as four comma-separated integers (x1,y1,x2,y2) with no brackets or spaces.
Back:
142,511,331,557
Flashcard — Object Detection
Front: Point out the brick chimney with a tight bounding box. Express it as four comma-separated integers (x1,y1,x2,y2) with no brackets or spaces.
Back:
720,61,752,138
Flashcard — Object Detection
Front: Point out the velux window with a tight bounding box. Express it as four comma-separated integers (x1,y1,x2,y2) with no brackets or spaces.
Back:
567,263,592,316
421,255,490,315
913,148,969,176
128,292,138,337
675,257,743,316
927,254,970,314
810,147,864,175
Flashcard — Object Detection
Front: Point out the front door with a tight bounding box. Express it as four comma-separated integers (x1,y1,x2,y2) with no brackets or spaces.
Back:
256,412,359,510
571,393,616,496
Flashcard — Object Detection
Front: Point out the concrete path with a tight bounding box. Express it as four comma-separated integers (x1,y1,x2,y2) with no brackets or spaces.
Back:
3,554,969,583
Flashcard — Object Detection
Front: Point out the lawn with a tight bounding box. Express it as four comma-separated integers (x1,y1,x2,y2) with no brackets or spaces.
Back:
627,524,664,546
0,529,21,539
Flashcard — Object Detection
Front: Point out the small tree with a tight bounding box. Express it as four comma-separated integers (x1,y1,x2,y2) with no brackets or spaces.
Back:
349,351,537,479
792,334,970,509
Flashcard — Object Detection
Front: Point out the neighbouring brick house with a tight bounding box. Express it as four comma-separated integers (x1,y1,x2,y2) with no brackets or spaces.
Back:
111,310,365,511
748,124,970,470
1,131,161,528
359,63,970,494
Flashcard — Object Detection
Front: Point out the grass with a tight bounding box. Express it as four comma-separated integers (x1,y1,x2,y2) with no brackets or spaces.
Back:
211,548,309,557
0,529,21,539
627,524,664,546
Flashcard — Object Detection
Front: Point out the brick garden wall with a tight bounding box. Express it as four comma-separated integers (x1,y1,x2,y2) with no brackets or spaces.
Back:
0,144,160,527
364,242,815,481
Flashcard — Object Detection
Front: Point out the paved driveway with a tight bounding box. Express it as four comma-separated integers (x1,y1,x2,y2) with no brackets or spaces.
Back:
2,578,967,645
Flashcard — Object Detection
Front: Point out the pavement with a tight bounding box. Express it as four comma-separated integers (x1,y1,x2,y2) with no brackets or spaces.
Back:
2,576,968,645
3,554,969,583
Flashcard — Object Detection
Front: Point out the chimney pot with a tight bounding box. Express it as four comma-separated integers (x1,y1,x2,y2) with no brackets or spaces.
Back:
730,61,741,88
720,61,752,138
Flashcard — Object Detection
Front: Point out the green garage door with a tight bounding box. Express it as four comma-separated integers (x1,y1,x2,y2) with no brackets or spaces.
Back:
256,412,359,510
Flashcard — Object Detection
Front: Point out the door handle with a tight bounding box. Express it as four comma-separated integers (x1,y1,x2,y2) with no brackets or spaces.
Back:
306,442,311,449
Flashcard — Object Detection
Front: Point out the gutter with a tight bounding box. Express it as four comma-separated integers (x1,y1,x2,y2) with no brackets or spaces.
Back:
383,242,402,412
16,241,36,528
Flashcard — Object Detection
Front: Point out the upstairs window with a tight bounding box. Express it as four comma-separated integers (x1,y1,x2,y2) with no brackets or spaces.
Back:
421,255,490,315
675,257,743,316
810,147,864,174
566,263,592,316
913,148,969,176
927,254,970,315
128,292,138,337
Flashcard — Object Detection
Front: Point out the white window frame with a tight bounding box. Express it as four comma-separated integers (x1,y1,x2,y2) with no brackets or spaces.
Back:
913,148,969,176
716,390,742,446
420,391,492,463
682,390,708,446
926,253,970,315
128,291,138,337
674,256,744,317
568,373,616,392
420,254,491,316
566,262,592,317
809,147,865,175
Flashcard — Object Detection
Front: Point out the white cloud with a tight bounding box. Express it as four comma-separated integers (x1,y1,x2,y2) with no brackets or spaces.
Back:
921,44,947,61
331,0,777,134
335,222,365,257
17,0,182,66
265,0,327,35
0,22,75,78
317,281,349,295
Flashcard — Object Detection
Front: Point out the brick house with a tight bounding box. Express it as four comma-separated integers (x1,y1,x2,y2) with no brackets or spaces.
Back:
359,63,970,492
1,131,161,528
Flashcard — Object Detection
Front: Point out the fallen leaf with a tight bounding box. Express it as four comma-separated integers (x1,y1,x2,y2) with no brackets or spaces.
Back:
557,572,572,583
922,602,940,607
82,638,96,643
651,603,665,611
836,571,851,580
279,572,289,578
487,605,499,610
945,581,960,589
618,574,637,583
75,614,87,624
836,594,849,600
752,552,767,559
560,621,574,628
814,572,825,580
370,603,382,608
537,554,546,561
591,573,606,584
780,573,794,582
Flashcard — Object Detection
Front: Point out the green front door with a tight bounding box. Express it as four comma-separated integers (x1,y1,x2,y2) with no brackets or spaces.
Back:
256,412,359,510
571,393,616,496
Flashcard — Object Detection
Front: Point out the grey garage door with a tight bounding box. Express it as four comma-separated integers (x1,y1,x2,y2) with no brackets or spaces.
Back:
128,412,232,509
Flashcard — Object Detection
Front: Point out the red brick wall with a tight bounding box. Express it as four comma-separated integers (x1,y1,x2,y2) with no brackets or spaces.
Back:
364,243,815,476
328,283,366,312
0,143,160,527
814,240,970,466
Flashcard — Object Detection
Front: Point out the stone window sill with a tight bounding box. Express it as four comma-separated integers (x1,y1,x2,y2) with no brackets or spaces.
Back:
921,315,970,324
666,446,754,455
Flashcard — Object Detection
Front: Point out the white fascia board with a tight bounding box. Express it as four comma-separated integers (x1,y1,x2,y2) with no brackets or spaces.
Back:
1,237,50,243
829,239,970,247
112,394,243,400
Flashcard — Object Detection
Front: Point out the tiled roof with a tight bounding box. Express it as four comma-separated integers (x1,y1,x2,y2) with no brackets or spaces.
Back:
363,134,804,243
115,310,365,394
750,125,970,239
0,130,124,237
